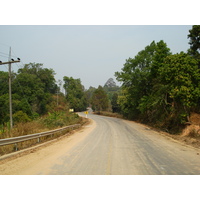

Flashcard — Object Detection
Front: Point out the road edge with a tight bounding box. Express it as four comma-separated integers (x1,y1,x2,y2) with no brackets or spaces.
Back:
0,118,93,163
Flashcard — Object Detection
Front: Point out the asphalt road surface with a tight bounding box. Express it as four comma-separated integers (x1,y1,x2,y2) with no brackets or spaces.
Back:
1,112,200,175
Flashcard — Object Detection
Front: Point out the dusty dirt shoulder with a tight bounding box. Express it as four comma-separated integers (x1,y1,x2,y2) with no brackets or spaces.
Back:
0,118,96,175
131,121,200,150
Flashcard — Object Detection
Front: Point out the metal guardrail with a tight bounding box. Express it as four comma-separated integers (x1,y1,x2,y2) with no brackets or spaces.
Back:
0,124,81,147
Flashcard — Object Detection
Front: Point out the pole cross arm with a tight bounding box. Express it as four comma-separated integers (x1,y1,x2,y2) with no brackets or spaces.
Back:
0,60,20,65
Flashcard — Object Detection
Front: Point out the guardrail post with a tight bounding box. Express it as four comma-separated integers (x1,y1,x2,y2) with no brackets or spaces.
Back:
15,143,18,151
38,137,40,143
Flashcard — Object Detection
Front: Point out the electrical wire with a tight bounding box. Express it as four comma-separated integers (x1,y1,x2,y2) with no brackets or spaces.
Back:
0,42,10,47
0,51,9,56
0,54,9,59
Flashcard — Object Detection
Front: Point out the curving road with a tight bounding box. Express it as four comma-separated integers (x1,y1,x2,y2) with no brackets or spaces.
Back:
1,112,200,175
49,113,200,175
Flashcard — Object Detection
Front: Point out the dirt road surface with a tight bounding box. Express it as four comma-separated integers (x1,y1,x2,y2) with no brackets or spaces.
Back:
0,112,200,175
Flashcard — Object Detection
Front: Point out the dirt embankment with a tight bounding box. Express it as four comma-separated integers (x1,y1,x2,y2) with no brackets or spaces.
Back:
178,113,200,148
153,112,200,149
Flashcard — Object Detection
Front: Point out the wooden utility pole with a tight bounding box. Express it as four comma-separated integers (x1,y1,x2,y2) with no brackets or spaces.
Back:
8,47,13,129
0,47,20,129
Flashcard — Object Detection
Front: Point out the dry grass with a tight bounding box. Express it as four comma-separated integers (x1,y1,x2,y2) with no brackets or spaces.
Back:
182,124,200,138
0,130,72,156
93,111,123,119
0,121,47,139
0,113,85,156
182,113,200,138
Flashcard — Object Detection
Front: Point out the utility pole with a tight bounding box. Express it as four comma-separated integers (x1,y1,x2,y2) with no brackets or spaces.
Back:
8,48,13,129
57,80,62,106
0,47,20,129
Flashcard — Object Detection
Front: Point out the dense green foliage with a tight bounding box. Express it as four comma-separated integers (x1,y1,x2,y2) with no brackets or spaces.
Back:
85,86,96,107
63,76,87,112
103,81,120,112
115,33,200,133
0,63,67,126
111,92,121,113
91,86,109,112
41,111,80,129
85,78,121,113
188,25,200,67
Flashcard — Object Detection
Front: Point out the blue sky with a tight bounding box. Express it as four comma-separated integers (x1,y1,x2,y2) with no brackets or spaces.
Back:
0,25,193,89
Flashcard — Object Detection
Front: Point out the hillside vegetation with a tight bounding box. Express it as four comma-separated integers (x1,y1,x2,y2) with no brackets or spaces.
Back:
115,26,200,134
0,63,86,140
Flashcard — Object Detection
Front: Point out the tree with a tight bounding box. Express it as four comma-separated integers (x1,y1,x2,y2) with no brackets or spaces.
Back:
91,86,109,112
63,76,87,112
103,78,120,104
18,63,57,93
137,40,172,122
151,40,172,78
13,63,57,115
0,63,60,125
115,41,157,119
111,93,120,113
0,94,9,124
115,37,200,132
85,86,96,107
188,25,200,67
159,52,200,116
0,71,9,96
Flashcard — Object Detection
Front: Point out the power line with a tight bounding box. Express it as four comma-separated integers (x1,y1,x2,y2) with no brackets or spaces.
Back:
0,54,9,58
11,49,21,59
0,52,18,58
0,42,10,47
0,51,9,56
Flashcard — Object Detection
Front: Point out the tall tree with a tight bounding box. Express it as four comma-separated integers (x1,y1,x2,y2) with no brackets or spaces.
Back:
0,63,59,124
63,76,87,112
0,71,9,96
159,52,200,115
91,86,109,112
188,25,200,67
13,63,57,115
85,86,96,107
115,41,157,119
18,63,57,93
115,40,172,122
111,92,120,113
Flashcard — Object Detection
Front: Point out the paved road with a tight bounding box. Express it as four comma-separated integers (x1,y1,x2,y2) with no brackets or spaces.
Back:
48,113,200,175
1,113,200,175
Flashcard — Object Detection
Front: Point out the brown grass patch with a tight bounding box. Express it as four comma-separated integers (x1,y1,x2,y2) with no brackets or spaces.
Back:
93,111,123,119
0,114,86,156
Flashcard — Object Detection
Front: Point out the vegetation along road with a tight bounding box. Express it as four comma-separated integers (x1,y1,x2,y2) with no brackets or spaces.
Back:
0,112,200,175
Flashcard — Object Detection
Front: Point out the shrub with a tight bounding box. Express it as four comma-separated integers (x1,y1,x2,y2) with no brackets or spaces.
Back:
13,111,31,123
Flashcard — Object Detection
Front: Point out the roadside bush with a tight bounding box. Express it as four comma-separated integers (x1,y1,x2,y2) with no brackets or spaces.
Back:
41,111,81,129
13,111,31,123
